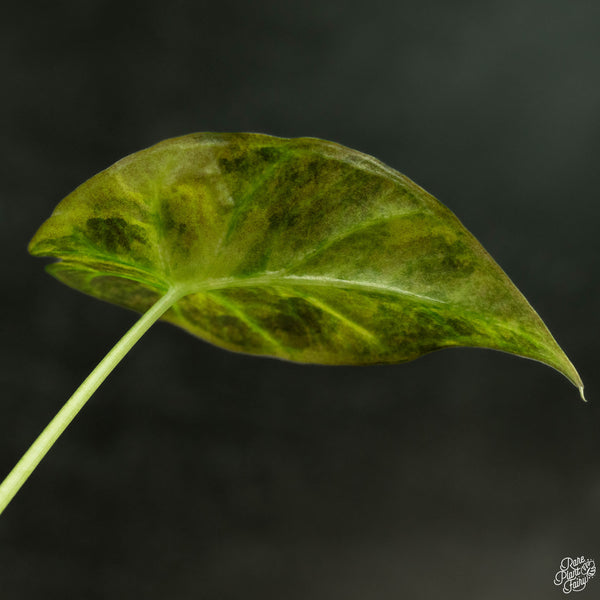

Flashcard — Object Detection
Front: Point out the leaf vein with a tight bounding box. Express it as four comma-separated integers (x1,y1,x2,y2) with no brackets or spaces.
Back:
285,208,420,273
208,292,284,352
300,294,377,342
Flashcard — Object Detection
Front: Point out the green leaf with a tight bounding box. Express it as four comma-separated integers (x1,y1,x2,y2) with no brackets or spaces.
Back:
29,132,583,397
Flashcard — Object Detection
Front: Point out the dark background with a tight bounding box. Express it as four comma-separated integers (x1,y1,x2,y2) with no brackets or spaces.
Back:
1,1,598,598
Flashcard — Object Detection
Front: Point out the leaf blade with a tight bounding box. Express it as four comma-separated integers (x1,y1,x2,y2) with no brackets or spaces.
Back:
29,133,583,395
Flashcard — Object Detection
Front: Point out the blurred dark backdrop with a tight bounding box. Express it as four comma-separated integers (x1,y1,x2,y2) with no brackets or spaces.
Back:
1,1,598,598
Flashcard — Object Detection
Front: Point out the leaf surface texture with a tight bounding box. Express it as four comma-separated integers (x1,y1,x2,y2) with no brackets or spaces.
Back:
29,133,582,391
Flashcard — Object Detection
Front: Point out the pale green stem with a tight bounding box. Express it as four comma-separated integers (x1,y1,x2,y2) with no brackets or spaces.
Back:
0,287,185,515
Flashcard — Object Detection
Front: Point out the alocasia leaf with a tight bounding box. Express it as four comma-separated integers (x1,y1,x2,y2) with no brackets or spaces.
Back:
28,132,583,396
3,132,585,516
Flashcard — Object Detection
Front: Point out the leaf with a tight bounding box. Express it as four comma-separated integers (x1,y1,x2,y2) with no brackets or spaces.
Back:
29,132,583,396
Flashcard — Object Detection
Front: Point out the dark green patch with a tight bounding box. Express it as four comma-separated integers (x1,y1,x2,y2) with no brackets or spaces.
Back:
256,146,282,162
85,217,146,254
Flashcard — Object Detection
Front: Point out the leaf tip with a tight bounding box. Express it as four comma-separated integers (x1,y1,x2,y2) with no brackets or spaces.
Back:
579,385,587,403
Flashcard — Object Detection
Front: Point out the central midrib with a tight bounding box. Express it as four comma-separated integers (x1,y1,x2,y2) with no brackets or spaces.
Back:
54,253,444,304
179,272,446,304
